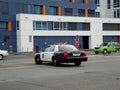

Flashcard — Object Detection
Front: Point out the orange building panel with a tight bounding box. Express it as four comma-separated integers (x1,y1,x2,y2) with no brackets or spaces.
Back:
7,21,12,31
57,6,61,16
85,8,88,17
70,0,75,3
42,5,46,15
84,0,88,4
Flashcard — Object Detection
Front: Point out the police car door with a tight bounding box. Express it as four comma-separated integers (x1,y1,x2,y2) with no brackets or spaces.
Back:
41,46,55,61
46,46,55,61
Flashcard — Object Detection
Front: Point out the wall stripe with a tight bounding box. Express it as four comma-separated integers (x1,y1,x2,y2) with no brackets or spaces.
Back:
42,5,46,15
57,6,61,16
7,21,11,31
85,8,88,17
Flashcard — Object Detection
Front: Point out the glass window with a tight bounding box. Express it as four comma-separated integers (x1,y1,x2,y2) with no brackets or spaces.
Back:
59,45,77,52
103,23,120,31
77,0,84,3
95,0,100,7
67,22,77,30
95,12,100,17
36,22,41,30
34,5,42,14
0,22,7,30
107,0,111,9
82,23,90,30
0,1,8,15
33,21,48,30
16,21,19,30
16,3,24,13
78,9,85,17
88,9,95,17
53,22,68,30
64,8,73,16
24,4,33,13
49,6,57,15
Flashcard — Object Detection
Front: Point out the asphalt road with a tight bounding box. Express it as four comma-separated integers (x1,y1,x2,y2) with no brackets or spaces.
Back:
0,54,120,90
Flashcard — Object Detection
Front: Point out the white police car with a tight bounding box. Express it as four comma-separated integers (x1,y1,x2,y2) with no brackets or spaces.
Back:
0,49,9,60
34,44,88,66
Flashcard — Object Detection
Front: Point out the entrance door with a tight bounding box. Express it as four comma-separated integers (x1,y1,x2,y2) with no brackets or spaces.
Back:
83,36,89,49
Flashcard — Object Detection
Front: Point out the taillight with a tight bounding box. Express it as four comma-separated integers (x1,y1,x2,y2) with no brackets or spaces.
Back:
83,51,87,56
63,52,68,57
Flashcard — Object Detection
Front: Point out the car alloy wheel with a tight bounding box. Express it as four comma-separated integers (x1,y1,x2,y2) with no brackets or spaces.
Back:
103,49,107,54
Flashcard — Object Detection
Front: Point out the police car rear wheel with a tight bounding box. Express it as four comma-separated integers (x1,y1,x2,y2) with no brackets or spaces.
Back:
53,58,60,66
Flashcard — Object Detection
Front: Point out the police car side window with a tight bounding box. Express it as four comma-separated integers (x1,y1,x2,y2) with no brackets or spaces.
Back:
44,47,50,52
49,46,55,52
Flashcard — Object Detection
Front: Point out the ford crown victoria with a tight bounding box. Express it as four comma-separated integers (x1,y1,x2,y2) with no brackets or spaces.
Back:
34,44,88,66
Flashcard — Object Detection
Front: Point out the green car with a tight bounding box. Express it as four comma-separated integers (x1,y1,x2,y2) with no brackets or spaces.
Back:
94,42,120,54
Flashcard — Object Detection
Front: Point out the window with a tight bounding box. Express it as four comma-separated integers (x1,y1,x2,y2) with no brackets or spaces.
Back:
95,12,100,17
16,21,19,30
88,9,95,17
114,9,120,18
89,0,95,4
34,5,42,14
82,23,90,30
64,8,73,16
0,1,8,15
16,3,33,14
103,23,120,31
53,22,67,30
107,0,111,9
24,4,33,13
33,21,48,30
49,6,57,15
78,9,85,17
114,0,120,8
77,0,84,3
67,22,77,30
95,0,100,7
0,22,7,30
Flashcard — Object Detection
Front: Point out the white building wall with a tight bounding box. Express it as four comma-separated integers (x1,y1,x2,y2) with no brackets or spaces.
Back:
96,0,114,18
16,14,120,52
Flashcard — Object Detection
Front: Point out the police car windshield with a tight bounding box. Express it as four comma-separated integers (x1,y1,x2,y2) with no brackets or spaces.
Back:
59,45,78,52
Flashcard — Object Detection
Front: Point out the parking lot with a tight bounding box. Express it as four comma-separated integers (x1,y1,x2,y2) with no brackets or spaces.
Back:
0,54,120,90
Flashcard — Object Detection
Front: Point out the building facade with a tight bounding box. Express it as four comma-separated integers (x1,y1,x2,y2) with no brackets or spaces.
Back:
95,0,120,18
0,0,120,52
16,14,120,52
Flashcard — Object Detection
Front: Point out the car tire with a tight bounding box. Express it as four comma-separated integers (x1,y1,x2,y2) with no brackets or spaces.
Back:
115,49,119,53
0,54,3,60
35,56,42,64
95,52,99,54
53,58,60,66
74,61,81,66
103,49,107,54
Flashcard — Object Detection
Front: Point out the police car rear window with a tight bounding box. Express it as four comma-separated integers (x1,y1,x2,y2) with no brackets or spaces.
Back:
58,45,77,52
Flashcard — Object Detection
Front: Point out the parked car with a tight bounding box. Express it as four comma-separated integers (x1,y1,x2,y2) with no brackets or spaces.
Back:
0,49,9,60
34,44,88,66
94,42,120,54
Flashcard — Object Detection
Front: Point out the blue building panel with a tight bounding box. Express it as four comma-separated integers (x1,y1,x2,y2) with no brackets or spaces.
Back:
103,36,118,42
34,36,83,51
0,0,96,52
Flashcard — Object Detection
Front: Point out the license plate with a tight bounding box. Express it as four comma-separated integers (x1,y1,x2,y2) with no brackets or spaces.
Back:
72,53,81,56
